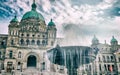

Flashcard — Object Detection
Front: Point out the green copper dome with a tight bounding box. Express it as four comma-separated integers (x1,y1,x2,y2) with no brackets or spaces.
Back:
21,0,44,21
22,10,44,21
48,19,55,26
111,36,117,43
10,16,18,23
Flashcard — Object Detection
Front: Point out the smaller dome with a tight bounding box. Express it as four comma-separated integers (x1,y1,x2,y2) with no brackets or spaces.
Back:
48,19,55,26
92,35,98,41
92,35,99,45
10,16,18,23
111,36,117,43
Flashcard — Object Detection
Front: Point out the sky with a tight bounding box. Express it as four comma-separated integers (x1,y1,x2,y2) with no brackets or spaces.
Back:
0,0,120,46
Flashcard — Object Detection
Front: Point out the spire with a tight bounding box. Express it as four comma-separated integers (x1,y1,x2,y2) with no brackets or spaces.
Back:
14,15,17,18
112,36,114,39
93,35,97,40
105,40,106,44
92,35,99,45
31,0,37,11
33,0,35,3
51,19,53,22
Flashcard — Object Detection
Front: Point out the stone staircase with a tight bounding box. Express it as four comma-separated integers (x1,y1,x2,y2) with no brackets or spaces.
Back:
3,67,67,75
15,67,39,75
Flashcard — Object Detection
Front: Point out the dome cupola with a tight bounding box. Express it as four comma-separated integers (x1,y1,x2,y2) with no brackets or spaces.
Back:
111,36,118,45
92,35,99,45
111,36,117,43
48,19,55,26
21,0,44,21
10,15,18,23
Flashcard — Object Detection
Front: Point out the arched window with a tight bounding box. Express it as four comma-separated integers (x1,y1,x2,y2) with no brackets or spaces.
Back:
42,35,45,38
1,41,5,46
27,34,29,37
13,31,14,35
17,62,21,70
107,56,109,62
20,39,24,45
21,34,24,37
18,62,21,65
32,35,35,37
42,40,45,46
103,56,105,62
7,62,13,72
11,40,14,45
111,56,114,61
18,52,21,58
42,62,45,70
26,39,30,45
9,51,13,58
31,40,35,45
37,40,40,45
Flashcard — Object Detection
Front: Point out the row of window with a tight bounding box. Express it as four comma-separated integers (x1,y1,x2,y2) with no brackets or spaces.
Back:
10,39,54,46
98,55,114,62
9,51,21,59
20,39,47,45
99,64,115,72
21,33,46,38
9,30,18,36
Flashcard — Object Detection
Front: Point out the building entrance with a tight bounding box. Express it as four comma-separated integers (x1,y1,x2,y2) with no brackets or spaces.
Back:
27,55,36,67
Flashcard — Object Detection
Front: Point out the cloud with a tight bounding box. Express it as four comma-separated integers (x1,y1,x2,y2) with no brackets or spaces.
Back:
0,0,120,45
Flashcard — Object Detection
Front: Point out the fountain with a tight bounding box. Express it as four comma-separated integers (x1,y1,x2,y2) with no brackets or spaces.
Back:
47,45,99,75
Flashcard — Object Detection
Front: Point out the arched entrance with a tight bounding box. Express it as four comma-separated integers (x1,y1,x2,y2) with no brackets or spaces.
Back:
27,55,36,67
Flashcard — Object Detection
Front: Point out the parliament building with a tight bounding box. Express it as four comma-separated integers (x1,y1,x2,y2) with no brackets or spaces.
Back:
0,1,68,75
0,1,120,75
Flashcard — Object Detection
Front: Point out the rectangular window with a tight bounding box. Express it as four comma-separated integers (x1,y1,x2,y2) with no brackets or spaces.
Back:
111,56,114,61
119,58,120,62
103,56,106,62
104,64,107,71
99,64,101,71
9,51,13,58
98,57,101,62
108,65,110,71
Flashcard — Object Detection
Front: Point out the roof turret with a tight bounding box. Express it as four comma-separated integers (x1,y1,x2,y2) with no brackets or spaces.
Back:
111,36,117,43
10,15,18,23
48,19,55,26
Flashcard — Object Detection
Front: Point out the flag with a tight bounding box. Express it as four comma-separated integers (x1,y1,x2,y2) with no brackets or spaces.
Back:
109,65,113,72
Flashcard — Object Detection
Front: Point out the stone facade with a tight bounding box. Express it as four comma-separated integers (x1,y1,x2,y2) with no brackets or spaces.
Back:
90,36,120,75
0,1,67,75
0,1,120,75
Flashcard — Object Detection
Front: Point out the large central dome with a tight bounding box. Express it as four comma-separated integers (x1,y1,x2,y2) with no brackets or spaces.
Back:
21,0,44,21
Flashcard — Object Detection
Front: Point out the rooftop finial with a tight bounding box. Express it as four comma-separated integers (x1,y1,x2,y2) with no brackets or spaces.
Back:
33,0,35,3
32,0,37,11
51,19,53,22
112,36,114,38
15,15,17,18
105,40,106,44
